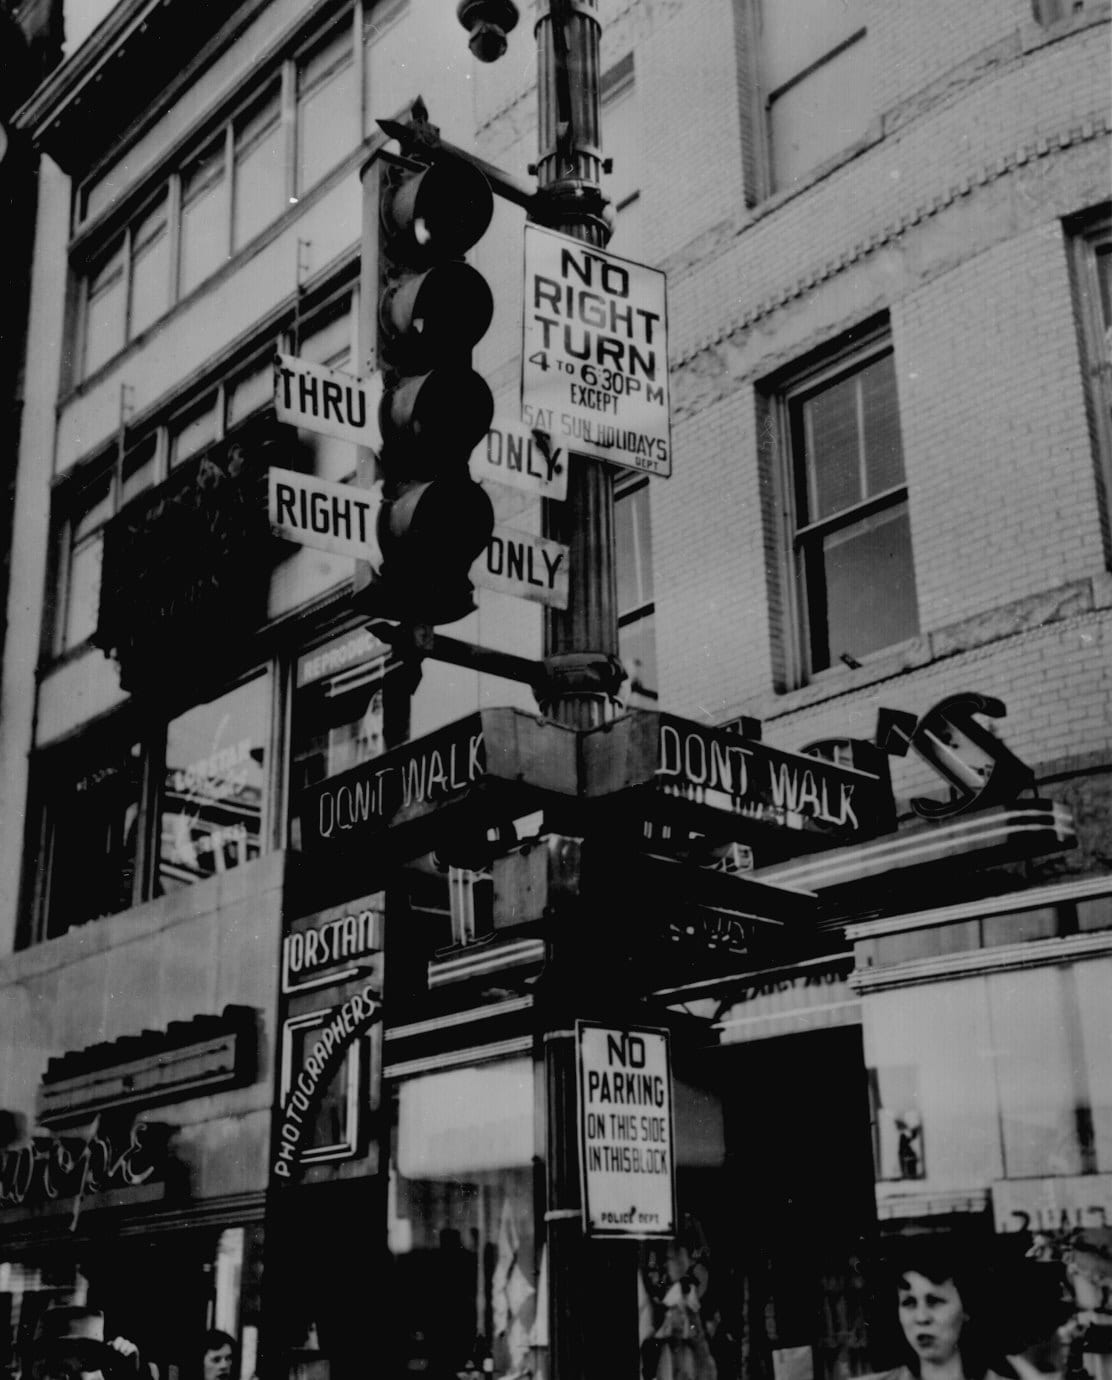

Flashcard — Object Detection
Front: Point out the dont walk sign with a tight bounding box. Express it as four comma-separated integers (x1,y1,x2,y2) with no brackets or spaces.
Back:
522,225,671,478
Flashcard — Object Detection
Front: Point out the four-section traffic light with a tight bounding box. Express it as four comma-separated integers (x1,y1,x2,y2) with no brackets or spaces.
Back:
358,149,497,625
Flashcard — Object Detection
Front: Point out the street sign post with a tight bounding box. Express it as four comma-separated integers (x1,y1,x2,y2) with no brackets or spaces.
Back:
522,224,671,478
473,525,569,608
268,466,383,567
274,353,384,449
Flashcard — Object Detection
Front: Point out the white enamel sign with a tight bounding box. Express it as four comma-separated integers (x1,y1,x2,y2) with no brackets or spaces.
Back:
274,352,383,449
522,225,671,478
576,1022,676,1238
468,417,569,501
268,467,383,567
473,525,569,609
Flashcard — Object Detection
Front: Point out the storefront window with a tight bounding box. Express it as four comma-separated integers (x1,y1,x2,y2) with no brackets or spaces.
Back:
387,1058,538,1378
863,958,1112,1210
649,1032,878,1380
290,628,390,803
159,673,268,892
0,1226,262,1380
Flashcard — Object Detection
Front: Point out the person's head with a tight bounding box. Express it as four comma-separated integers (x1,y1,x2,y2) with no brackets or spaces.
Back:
31,1307,113,1380
890,1239,988,1378
201,1330,237,1380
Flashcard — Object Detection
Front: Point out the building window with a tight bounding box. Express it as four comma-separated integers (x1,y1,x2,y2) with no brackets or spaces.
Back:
758,0,873,194
73,9,366,376
296,18,357,196
37,735,144,938
290,626,390,803
59,470,113,651
29,669,271,942
387,1059,537,1378
0,1227,263,1380
1034,0,1096,23
179,139,230,298
1070,214,1112,551
616,475,657,704
602,55,642,260
233,83,285,251
158,672,270,894
128,193,171,338
82,240,127,377
784,335,917,677
169,393,219,469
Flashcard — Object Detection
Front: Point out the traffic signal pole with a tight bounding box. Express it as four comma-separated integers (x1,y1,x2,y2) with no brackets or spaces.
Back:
530,5,636,1379
533,0,625,731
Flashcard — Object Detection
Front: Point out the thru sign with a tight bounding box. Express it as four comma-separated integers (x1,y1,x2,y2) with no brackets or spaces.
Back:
274,353,383,449
576,1021,676,1239
522,225,671,478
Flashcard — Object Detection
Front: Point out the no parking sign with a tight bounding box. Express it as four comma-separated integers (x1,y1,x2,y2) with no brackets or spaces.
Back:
576,1021,676,1239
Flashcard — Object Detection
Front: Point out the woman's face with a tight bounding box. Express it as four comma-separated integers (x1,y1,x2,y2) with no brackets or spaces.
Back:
898,1271,967,1368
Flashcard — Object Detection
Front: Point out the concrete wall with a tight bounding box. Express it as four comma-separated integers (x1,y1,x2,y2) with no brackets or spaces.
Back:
0,851,286,1193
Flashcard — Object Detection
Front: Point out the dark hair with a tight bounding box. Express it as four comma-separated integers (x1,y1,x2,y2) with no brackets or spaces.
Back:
202,1332,237,1358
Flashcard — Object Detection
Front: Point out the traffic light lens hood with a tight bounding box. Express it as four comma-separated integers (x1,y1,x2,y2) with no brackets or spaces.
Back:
381,263,494,358
381,369,495,466
385,159,494,261
386,479,494,555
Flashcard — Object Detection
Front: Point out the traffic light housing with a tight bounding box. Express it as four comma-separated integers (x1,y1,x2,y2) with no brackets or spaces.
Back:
357,149,496,625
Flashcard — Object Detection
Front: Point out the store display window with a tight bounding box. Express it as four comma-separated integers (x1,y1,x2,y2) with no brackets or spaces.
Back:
642,1030,881,1380
158,674,269,892
0,1225,263,1380
386,1057,539,1378
290,628,391,803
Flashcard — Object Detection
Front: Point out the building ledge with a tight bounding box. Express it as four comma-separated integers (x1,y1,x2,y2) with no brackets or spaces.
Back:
37,1005,258,1127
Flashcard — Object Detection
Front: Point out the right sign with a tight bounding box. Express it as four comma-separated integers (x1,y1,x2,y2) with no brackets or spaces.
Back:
522,225,671,478
576,1021,676,1239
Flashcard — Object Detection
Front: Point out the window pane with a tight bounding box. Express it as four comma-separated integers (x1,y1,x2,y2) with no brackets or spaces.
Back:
987,968,1087,1177
620,612,658,705
603,72,642,260
234,87,285,249
389,1061,536,1378
43,739,142,935
300,303,353,367
227,359,274,430
768,34,871,192
170,398,217,467
811,503,917,668
615,481,654,613
180,143,229,296
84,246,127,376
800,373,861,521
860,352,904,494
296,26,357,193
73,472,114,541
1096,243,1112,329
121,436,158,507
129,196,170,338
159,673,269,892
62,536,104,650
292,629,389,796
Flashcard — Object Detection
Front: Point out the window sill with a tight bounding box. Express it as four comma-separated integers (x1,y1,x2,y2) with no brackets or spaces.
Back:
12,850,289,974
762,634,932,722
